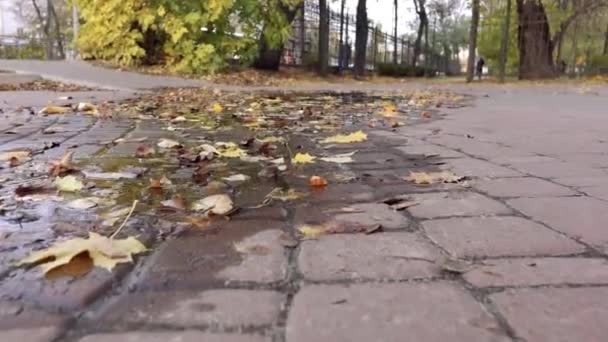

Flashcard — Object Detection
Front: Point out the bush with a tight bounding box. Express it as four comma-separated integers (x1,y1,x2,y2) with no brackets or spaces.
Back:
589,55,608,75
376,63,433,77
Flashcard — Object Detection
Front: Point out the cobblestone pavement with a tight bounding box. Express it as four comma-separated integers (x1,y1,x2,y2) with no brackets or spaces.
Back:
1,61,608,342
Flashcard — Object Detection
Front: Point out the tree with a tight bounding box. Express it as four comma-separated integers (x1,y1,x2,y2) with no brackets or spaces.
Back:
318,0,330,75
393,0,399,64
354,0,368,77
255,0,302,70
604,23,608,54
19,0,68,59
516,0,608,79
412,0,428,67
498,0,512,82
466,0,480,82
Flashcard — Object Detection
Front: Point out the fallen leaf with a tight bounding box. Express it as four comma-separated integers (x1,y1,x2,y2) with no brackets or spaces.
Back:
15,185,52,197
39,106,71,115
309,175,328,187
49,151,77,176
379,103,398,117
320,151,357,163
17,232,147,274
2,150,32,166
403,171,464,185
149,175,172,189
258,136,285,143
437,257,474,274
292,152,316,164
266,188,306,202
54,175,84,192
192,194,234,215
157,138,181,149
212,103,224,113
77,102,100,115
215,142,247,158
161,195,186,210
322,130,368,144
82,170,141,180
222,174,251,184
297,225,326,238
421,111,432,118
135,145,155,157
233,242,271,255
67,198,99,209
100,207,132,227
187,216,211,228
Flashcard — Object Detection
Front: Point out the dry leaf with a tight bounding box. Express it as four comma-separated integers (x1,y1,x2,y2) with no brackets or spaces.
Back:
212,103,224,113
266,188,305,202
192,194,234,215
222,174,251,184
67,198,99,209
48,151,77,176
309,175,328,187
17,232,147,274
15,185,52,197
149,176,171,189
161,195,186,210
77,102,100,115
157,138,181,149
421,111,432,118
187,216,211,228
322,130,368,144
292,152,316,164
320,151,357,164
135,145,155,158
403,171,464,185
297,225,326,238
0,150,32,162
215,143,247,158
54,175,84,192
39,106,71,115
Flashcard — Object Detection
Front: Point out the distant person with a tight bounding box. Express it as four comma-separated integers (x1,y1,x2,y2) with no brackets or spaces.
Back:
476,57,485,81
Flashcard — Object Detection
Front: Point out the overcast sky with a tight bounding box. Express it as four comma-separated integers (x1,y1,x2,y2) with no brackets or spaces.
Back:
0,0,418,36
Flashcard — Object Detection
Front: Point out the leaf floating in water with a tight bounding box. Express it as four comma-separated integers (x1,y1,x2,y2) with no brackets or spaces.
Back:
157,138,182,149
192,194,234,215
48,151,78,176
54,175,84,192
320,151,357,164
322,130,367,144
309,175,328,187
17,232,147,275
292,153,316,164
39,106,71,115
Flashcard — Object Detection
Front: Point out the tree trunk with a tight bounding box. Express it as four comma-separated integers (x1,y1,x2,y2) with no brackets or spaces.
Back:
411,0,427,67
318,0,330,75
32,0,53,59
604,23,608,55
516,0,554,79
72,4,80,58
255,4,299,70
498,0,512,82
569,20,579,78
424,18,430,75
48,0,65,59
354,0,368,78
466,0,480,82
393,0,398,64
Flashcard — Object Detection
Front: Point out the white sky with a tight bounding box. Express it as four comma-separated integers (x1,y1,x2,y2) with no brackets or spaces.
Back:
0,0,417,36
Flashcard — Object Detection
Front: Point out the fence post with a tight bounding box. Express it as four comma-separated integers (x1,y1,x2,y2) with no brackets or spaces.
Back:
372,26,378,69
299,2,306,64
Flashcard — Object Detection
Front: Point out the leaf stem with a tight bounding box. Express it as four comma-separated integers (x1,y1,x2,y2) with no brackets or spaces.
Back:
110,200,138,239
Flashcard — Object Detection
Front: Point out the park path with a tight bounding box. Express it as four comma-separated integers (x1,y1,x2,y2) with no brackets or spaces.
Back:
1,60,608,342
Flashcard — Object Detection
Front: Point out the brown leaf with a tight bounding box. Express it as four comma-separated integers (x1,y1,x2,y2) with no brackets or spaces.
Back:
421,111,432,118
15,185,52,197
193,164,211,185
135,145,155,158
48,151,77,176
403,171,464,185
0,150,32,166
309,175,329,187
187,216,211,228
161,195,186,210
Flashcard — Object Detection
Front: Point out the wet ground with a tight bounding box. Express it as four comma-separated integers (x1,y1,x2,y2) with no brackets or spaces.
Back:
3,62,608,342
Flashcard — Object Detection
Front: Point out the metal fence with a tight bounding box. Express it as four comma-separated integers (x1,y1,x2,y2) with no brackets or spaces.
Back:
281,0,459,75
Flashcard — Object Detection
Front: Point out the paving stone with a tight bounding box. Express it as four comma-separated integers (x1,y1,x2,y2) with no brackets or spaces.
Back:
464,257,608,287
440,158,522,178
0,300,68,330
0,265,131,311
298,232,440,281
407,192,512,219
510,160,606,178
307,183,375,203
423,216,584,258
395,144,465,158
332,203,410,230
0,327,64,342
491,287,608,342
287,282,509,342
102,289,283,327
508,197,608,250
79,331,268,342
139,223,287,289
473,177,576,198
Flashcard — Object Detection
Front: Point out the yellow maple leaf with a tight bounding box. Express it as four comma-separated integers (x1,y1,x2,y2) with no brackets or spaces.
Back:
212,103,224,113
403,171,464,185
297,225,326,238
216,142,247,158
16,232,147,274
322,130,368,144
292,153,316,164
54,175,84,192
39,106,71,115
